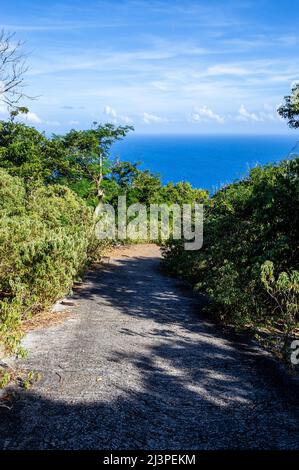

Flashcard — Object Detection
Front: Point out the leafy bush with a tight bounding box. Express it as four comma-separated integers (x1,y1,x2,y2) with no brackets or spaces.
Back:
0,169,95,355
162,157,299,342
261,261,299,354
0,168,25,217
0,120,68,185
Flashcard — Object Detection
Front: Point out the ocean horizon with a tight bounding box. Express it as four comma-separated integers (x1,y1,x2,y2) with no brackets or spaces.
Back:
111,134,298,193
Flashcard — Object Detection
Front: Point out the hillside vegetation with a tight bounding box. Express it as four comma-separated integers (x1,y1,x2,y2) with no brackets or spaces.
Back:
0,169,96,356
162,157,299,358
0,116,298,372
0,119,204,363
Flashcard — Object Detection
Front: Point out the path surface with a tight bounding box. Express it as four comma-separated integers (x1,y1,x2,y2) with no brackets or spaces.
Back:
0,244,298,450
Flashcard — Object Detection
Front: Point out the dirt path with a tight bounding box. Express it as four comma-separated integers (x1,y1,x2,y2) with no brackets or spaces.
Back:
0,244,298,449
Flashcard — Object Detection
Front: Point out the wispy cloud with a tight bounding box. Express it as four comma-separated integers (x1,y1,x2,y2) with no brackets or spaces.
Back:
23,111,42,124
1,20,131,32
236,104,262,122
190,106,225,124
104,105,117,119
142,112,168,124
104,105,133,124
235,104,277,122
151,81,169,91
0,103,7,116
45,119,61,126
2,0,297,133
207,65,249,76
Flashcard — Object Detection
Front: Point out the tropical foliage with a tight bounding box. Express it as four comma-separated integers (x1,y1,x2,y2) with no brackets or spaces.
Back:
278,82,299,129
0,120,204,359
0,168,95,355
0,110,298,364
162,157,299,356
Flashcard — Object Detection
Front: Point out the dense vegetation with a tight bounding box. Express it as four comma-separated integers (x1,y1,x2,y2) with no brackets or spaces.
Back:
0,168,96,356
278,82,299,129
0,83,298,369
162,157,299,357
0,118,204,364
0,27,298,388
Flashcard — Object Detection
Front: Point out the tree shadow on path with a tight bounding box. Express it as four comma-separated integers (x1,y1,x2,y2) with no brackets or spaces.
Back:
0,254,298,450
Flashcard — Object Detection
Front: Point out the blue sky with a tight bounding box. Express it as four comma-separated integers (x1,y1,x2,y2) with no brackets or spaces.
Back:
0,0,298,134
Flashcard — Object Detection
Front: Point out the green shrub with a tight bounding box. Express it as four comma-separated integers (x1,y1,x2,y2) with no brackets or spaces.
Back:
0,168,25,217
162,157,299,344
261,261,299,354
0,169,95,355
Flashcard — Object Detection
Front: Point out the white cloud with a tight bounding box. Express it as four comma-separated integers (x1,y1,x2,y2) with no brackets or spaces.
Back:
104,105,117,118
190,106,224,123
1,21,129,32
235,104,278,122
278,35,298,46
69,120,80,125
259,112,276,122
6,13,297,133
24,112,42,124
0,103,42,123
0,103,7,116
0,81,5,94
142,112,168,124
207,65,249,76
0,91,9,117
263,103,273,112
45,120,61,126
103,105,133,124
119,115,133,124
237,104,263,122
151,81,169,91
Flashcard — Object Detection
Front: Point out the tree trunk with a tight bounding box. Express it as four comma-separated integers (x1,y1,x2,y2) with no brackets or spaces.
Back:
94,166,104,219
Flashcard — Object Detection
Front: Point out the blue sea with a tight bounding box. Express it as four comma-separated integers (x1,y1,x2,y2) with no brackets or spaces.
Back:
111,134,298,193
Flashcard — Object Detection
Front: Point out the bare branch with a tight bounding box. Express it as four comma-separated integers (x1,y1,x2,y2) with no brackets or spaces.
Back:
0,29,33,110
